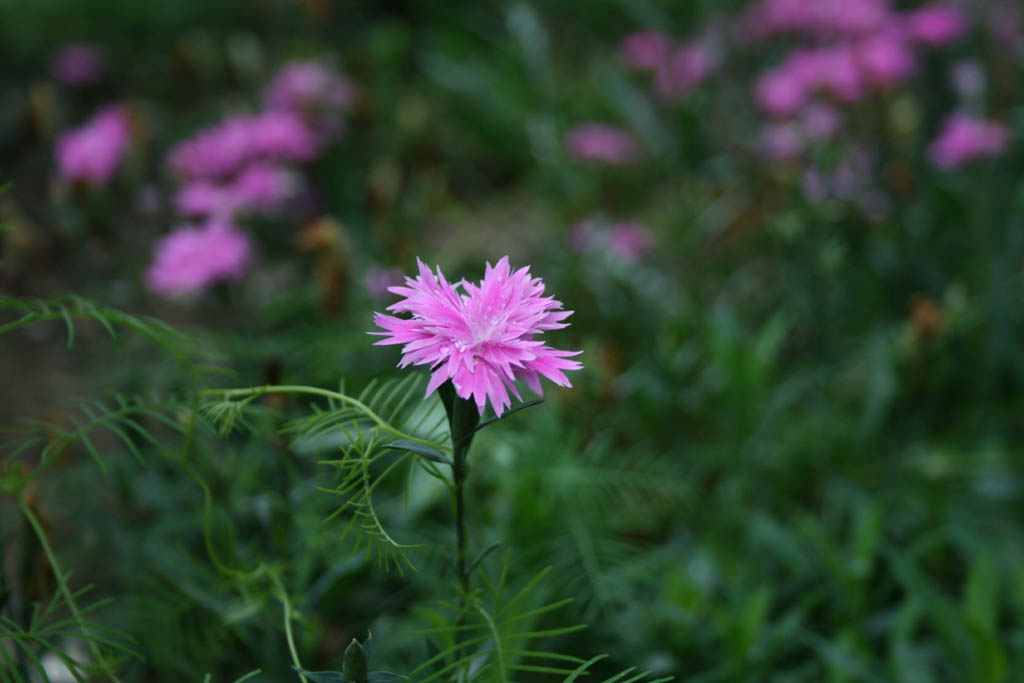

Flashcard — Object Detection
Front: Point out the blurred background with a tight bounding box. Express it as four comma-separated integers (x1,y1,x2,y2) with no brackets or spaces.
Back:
2,0,1024,680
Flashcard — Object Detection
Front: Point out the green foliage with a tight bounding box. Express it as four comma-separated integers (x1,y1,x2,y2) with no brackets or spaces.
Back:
0,294,219,372
3,0,1024,681
0,586,138,683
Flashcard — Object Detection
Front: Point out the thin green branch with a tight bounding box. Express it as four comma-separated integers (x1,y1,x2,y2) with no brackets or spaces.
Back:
17,501,124,683
200,385,445,450
270,573,308,683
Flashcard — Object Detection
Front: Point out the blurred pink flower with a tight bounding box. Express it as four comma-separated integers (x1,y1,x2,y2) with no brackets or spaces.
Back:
176,163,296,217
929,113,1009,168
901,5,966,46
739,0,890,41
168,111,319,179
55,105,131,186
621,31,673,70
817,47,865,100
760,122,804,160
364,266,406,299
654,43,716,99
607,221,652,262
248,110,321,162
50,43,105,86
146,220,251,296
266,61,359,112
565,124,638,164
231,163,298,210
755,69,809,118
856,29,916,89
175,182,234,217
372,257,582,416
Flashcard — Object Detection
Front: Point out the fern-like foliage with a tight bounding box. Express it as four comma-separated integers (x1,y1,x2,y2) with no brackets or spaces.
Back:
0,583,140,683
562,655,674,683
0,294,220,372
200,376,450,575
2,394,204,484
410,561,591,682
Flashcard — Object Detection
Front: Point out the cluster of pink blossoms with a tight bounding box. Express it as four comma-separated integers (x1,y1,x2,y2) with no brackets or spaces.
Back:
621,31,717,100
565,123,639,164
736,0,1011,169
372,257,582,416
744,1,972,162
929,113,1009,168
147,60,356,297
55,106,131,186
145,220,251,296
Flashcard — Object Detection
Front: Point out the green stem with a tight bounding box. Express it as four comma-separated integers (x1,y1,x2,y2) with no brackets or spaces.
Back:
453,445,470,595
271,573,308,683
18,501,124,683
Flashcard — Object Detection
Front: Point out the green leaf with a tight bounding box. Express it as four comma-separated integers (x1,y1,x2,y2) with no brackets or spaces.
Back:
343,638,368,683
367,673,410,683
384,439,453,466
293,670,343,683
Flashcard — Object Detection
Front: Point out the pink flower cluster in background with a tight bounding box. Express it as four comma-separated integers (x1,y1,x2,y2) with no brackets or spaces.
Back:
565,124,639,164
167,110,320,180
265,60,359,137
928,113,1008,168
175,163,298,218
738,0,892,41
738,1,989,166
55,106,131,186
372,257,582,416
621,31,717,100
145,220,251,296
148,59,356,298
50,43,105,86
570,219,652,263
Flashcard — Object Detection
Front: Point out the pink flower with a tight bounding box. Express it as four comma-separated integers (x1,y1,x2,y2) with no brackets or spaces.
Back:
901,5,966,46
565,124,639,164
175,182,235,217
621,31,673,70
929,113,1009,168
372,257,582,416
176,163,297,217
739,0,890,41
146,220,251,296
607,222,652,262
817,46,864,100
230,163,297,212
50,43,105,86
856,29,915,88
55,105,131,186
654,43,716,99
265,61,359,112
248,110,321,162
755,68,809,117
168,111,319,179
